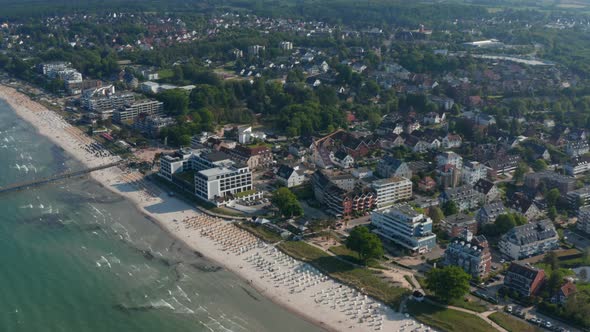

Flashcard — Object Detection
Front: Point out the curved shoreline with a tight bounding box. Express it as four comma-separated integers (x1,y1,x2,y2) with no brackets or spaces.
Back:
0,84,418,332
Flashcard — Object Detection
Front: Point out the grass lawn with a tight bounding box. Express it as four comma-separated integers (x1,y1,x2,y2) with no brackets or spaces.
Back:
447,296,489,313
278,241,408,308
406,301,496,332
157,68,174,80
237,222,282,243
489,312,543,332
328,245,384,268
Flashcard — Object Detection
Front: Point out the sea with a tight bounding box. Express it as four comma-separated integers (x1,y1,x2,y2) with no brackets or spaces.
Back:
0,99,322,332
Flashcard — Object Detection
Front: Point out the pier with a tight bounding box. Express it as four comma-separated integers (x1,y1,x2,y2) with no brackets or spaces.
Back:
0,161,125,194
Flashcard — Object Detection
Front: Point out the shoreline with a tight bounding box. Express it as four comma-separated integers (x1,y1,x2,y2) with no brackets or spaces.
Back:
0,84,420,332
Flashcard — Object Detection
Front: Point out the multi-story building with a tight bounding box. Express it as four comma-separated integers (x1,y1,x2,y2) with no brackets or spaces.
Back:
577,206,590,235
462,161,488,185
473,178,500,203
524,171,576,195
504,262,546,297
437,164,461,188
485,155,520,178
444,230,492,279
375,156,412,179
476,202,506,225
113,100,164,124
248,45,266,56
371,176,412,208
279,41,293,50
159,149,254,205
567,186,590,208
132,115,175,138
441,213,478,238
221,145,274,170
565,156,590,176
436,151,463,169
371,204,437,253
499,220,559,260
565,140,590,157
439,185,484,211
311,170,374,216
82,89,135,115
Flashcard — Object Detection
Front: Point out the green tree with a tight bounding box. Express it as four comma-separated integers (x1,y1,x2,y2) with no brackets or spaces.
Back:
428,207,445,224
271,187,303,217
345,226,384,264
442,201,458,216
548,206,558,221
158,89,189,115
426,266,471,303
532,159,548,172
513,162,528,183
546,188,561,208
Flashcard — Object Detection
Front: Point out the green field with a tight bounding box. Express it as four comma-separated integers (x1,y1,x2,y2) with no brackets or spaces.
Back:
406,301,497,332
489,312,543,332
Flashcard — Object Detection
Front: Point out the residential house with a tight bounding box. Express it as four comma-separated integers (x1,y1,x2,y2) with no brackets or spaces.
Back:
551,281,576,304
565,156,590,176
476,202,506,225
444,230,492,279
567,186,590,208
436,151,463,169
506,193,542,220
311,170,374,216
376,156,412,179
486,155,520,178
473,179,500,203
439,185,484,211
499,220,559,260
462,161,488,185
221,145,274,170
276,165,306,188
423,112,446,125
565,140,590,157
441,213,479,238
331,150,354,169
442,133,462,149
524,171,576,195
577,206,590,235
504,262,546,297
437,164,461,189
418,176,436,193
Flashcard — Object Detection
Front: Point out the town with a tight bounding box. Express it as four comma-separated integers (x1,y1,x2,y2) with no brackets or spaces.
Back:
2,1,590,332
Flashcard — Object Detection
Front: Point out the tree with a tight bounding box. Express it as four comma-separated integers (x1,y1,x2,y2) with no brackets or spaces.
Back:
545,251,560,271
545,188,561,208
513,162,528,183
271,187,303,217
158,89,189,115
548,206,558,221
532,159,548,172
426,266,471,303
442,201,458,216
345,226,384,264
428,207,445,224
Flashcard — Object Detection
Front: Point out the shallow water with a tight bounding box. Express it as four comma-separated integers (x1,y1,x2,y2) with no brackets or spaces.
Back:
0,99,323,332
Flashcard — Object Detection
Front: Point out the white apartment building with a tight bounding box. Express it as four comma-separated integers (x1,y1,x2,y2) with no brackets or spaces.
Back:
436,151,463,169
159,149,254,205
577,206,590,235
499,220,559,260
371,176,412,208
462,160,488,185
113,100,164,124
371,204,437,253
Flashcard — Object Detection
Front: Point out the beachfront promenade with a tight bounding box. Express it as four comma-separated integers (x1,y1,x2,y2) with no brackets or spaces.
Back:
0,160,125,194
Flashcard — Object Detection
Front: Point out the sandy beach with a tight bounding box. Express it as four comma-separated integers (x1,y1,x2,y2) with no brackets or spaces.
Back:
0,84,428,332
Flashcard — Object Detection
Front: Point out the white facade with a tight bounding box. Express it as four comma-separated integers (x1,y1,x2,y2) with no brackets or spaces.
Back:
499,221,559,260
371,177,412,208
462,161,487,185
436,151,463,169
371,204,436,253
195,166,252,201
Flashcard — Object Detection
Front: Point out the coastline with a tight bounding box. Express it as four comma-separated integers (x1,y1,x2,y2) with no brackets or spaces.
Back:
0,84,419,332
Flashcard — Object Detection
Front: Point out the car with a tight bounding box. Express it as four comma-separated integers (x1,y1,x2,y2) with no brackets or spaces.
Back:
500,259,506,263
544,321,552,329
506,306,513,313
